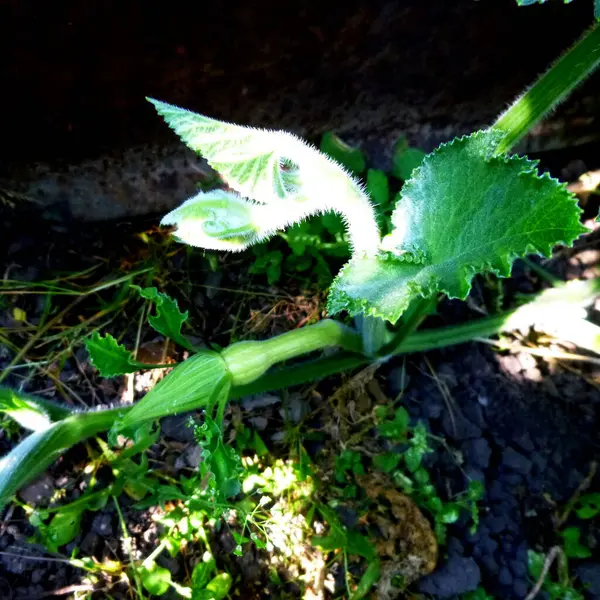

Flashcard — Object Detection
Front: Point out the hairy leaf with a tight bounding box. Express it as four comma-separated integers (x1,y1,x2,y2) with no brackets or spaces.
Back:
148,98,380,256
328,131,587,323
134,286,195,351
161,189,260,251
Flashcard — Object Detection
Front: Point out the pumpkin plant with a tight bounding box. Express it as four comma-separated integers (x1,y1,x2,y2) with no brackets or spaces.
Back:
1,21,600,509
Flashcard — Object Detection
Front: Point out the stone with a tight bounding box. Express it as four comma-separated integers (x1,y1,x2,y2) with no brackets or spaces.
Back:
575,563,600,597
499,566,513,586
513,578,529,599
510,559,528,578
418,556,481,598
441,409,482,441
91,512,113,537
18,473,55,506
501,447,532,475
462,438,492,469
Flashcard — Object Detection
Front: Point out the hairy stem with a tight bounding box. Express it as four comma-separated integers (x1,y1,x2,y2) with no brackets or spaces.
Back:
492,21,600,155
221,318,363,385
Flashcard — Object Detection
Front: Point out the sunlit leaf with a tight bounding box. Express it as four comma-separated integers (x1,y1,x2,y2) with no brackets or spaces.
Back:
329,130,587,323
140,564,172,596
148,99,380,256
85,332,142,377
133,286,194,351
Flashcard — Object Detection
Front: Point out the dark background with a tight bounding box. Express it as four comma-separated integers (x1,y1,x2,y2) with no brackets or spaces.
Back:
1,0,596,162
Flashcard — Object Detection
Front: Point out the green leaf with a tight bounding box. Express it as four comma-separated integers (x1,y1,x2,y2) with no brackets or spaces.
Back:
85,332,141,377
118,351,231,429
205,573,232,600
320,131,366,174
140,564,172,596
438,503,461,524
328,131,587,323
366,169,389,205
561,526,592,559
391,137,426,181
196,416,243,502
575,492,600,519
404,447,423,473
373,452,401,473
148,99,380,258
527,550,545,579
191,557,217,592
133,286,194,351
350,559,380,600
161,189,261,252
42,507,84,552
377,406,410,440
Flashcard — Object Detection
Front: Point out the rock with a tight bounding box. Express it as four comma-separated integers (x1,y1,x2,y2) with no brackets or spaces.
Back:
531,453,548,473
18,473,55,506
501,447,532,475
576,563,600,597
510,559,528,578
499,566,513,586
241,394,280,412
513,431,535,453
513,578,529,598
175,444,202,470
4,2,596,222
480,555,499,574
486,516,507,534
462,438,491,469
441,409,482,441
418,556,481,598
478,535,499,556
91,512,113,537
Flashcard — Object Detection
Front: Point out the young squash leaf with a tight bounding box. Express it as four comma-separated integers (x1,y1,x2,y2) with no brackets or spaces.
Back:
148,98,380,256
161,189,261,251
328,130,588,323
133,286,195,351
85,332,144,377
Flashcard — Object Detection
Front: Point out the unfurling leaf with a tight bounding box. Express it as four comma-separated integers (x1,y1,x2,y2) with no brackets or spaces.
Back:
328,130,588,323
133,286,194,351
161,189,260,251
148,98,380,256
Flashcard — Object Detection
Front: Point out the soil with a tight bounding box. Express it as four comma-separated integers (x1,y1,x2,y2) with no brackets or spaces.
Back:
0,148,600,600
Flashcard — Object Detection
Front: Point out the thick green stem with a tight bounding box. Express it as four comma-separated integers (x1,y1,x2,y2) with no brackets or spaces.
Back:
377,296,438,358
221,319,363,385
231,312,513,397
492,21,600,155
